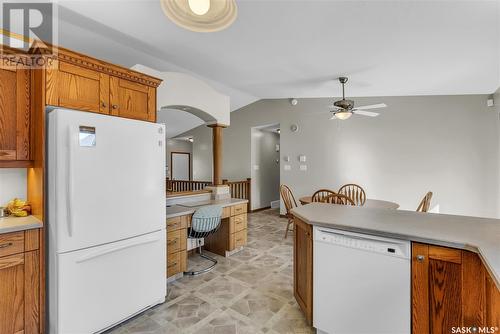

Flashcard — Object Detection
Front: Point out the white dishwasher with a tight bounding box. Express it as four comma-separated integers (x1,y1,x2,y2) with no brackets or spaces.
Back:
313,226,411,334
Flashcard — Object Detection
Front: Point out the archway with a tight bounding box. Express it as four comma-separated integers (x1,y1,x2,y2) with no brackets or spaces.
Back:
132,65,230,189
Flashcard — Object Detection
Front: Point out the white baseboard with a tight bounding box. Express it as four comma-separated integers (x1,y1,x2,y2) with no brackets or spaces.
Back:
271,200,280,209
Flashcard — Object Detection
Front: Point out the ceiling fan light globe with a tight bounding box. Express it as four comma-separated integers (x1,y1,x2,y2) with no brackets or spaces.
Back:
334,111,352,120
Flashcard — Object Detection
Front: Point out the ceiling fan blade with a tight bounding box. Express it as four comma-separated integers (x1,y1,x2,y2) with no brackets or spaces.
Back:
355,103,387,110
354,110,380,117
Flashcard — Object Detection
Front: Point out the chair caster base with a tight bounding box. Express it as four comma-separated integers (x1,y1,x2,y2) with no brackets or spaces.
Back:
184,253,218,276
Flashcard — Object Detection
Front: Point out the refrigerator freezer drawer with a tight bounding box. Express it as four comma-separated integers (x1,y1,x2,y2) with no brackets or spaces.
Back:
51,230,166,334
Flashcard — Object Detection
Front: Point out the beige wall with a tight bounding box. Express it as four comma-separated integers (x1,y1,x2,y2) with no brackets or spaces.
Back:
0,169,26,206
251,128,280,210
183,95,500,218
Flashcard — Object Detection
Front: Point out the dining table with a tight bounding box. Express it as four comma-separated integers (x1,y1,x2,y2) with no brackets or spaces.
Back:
298,196,400,209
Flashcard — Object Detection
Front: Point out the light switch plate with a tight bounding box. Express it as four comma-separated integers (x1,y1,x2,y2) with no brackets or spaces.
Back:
284,164,291,171
300,165,307,171
299,155,306,162
254,165,260,170
283,156,290,162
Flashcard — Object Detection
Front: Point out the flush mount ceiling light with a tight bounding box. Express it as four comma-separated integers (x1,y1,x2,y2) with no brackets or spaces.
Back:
161,0,238,32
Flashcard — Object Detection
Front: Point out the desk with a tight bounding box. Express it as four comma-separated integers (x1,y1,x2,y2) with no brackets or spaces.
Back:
298,196,399,209
166,199,248,278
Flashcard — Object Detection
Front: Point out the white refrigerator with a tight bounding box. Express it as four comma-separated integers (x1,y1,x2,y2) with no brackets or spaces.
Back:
48,109,166,334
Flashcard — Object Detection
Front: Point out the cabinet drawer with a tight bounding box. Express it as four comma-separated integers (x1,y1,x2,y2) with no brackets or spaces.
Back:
167,252,180,277
231,203,247,216
179,250,187,273
167,215,187,232
167,230,181,254
222,207,231,219
0,232,24,258
229,214,247,234
234,229,247,248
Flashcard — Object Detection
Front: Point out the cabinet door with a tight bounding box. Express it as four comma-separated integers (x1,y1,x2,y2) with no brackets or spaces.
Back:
46,61,109,114
412,243,498,333
0,66,30,160
0,253,25,334
294,217,313,325
110,76,156,122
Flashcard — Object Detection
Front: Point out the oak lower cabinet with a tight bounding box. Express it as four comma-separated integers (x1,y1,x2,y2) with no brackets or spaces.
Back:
205,204,248,256
0,229,40,334
166,215,188,278
0,65,31,162
293,217,313,326
412,242,500,333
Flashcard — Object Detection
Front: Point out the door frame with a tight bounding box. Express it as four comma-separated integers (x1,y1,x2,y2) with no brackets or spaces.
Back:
170,151,191,180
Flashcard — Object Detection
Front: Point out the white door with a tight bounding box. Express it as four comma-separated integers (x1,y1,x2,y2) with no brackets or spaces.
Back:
171,152,190,180
54,231,166,334
48,109,166,253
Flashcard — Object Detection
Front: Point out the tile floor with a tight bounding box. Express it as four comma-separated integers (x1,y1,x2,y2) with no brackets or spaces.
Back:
107,209,315,334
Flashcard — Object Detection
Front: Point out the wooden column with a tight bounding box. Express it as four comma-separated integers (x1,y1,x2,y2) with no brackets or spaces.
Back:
208,124,226,186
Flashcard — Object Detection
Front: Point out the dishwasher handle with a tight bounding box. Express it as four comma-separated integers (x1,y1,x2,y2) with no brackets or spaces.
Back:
314,227,411,259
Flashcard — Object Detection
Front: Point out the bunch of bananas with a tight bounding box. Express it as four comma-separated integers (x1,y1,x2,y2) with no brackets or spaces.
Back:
6,198,31,217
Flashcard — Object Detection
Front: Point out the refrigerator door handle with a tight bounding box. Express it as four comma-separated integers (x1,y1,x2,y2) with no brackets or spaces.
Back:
75,234,162,263
67,126,76,237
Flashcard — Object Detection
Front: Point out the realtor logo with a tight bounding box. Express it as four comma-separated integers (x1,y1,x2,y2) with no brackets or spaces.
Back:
1,1,57,68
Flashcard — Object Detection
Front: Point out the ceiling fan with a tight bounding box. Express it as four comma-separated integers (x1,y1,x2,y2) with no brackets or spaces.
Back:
329,77,387,120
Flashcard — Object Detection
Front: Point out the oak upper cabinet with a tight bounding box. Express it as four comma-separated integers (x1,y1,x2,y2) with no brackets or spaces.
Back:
45,47,161,122
0,65,31,161
46,61,110,114
109,76,156,122
412,243,500,333
0,230,40,334
294,217,313,325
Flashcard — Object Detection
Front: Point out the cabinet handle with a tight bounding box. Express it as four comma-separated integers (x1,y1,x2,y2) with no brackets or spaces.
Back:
168,240,177,245
168,262,178,268
101,101,107,108
416,255,425,262
0,242,13,249
112,104,119,109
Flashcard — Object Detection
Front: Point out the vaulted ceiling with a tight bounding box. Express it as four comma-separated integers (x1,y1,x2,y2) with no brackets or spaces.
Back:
56,0,500,135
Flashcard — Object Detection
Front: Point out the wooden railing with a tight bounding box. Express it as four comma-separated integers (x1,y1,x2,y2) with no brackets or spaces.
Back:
166,177,252,211
223,178,251,211
166,179,212,192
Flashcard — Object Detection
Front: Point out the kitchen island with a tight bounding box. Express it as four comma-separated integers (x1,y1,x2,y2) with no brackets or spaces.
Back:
291,203,500,332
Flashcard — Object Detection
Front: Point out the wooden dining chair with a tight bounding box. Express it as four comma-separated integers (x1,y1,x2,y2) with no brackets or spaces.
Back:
321,194,355,206
338,184,366,206
311,189,337,203
416,191,433,212
280,184,298,239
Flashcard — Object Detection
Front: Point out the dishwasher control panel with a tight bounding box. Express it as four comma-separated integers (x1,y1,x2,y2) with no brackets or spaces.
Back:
314,227,410,259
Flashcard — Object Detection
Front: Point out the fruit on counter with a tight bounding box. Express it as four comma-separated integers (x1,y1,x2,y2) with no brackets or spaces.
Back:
6,198,31,217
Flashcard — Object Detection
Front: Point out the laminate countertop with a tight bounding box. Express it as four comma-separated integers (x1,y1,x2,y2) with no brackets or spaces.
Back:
0,215,43,234
291,203,500,288
166,198,248,219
